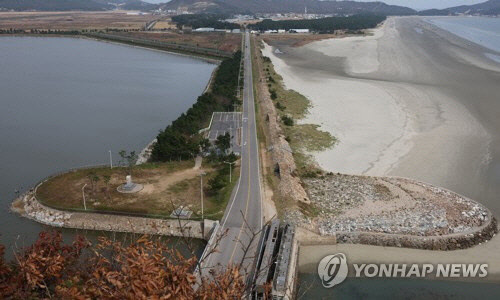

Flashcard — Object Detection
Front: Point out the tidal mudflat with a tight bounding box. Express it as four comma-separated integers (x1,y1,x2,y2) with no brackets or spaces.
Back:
263,16,500,285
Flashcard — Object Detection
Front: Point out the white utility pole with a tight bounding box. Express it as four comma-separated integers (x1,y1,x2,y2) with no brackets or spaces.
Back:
109,150,113,169
200,172,206,221
223,161,236,183
82,184,87,210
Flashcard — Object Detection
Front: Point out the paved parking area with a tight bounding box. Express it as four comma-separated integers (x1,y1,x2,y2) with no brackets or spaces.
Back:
207,112,242,154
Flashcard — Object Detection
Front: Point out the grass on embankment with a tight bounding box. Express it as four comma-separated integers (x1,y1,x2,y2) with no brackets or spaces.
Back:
260,51,336,177
36,159,239,220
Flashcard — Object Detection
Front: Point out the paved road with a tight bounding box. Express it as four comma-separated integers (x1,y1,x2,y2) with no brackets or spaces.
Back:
201,30,263,277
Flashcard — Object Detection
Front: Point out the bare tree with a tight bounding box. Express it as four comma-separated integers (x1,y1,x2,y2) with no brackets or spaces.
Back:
118,150,138,176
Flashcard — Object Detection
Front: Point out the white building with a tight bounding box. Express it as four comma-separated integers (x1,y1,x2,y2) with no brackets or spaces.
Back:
194,27,215,32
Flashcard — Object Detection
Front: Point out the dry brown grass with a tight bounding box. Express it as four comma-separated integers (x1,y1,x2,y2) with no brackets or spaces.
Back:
115,31,242,53
36,161,213,217
0,11,156,30
152,20,176,30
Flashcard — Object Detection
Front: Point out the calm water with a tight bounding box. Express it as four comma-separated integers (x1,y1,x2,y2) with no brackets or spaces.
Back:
426,16,500,62
298,274,500,300
0,37,215,251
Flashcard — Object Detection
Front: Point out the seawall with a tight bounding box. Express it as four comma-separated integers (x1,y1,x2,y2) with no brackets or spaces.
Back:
12,190,215,240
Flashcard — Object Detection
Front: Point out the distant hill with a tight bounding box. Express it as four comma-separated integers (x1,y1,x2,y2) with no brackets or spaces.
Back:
0,0,417,15
419,0,500,16
161,0,416,15
0,0,156,11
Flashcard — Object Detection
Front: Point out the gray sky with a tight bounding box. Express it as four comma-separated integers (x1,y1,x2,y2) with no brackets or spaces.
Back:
142,0,487,11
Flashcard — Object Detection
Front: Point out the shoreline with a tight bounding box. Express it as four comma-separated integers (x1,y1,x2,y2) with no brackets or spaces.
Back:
262,16,499,212
0,33,225,64
260,16,500,284
11,187,214,241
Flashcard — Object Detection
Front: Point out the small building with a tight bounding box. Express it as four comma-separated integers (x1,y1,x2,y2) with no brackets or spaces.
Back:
277,29,286,33
232,29,241,33
290,28,310,33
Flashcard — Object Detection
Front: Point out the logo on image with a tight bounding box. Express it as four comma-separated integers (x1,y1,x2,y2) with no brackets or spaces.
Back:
317,253,348,288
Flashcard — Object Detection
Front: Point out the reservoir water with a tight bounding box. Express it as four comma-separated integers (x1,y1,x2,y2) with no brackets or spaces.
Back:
0,37,215,250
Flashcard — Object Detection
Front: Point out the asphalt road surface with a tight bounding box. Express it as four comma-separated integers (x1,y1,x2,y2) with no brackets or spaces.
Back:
207,112,242,154
201,30,263,278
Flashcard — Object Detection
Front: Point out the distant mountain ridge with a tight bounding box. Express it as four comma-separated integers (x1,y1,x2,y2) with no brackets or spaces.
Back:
419,0,500,16
0,0,416,15
1,0,499,16
160,0,416,15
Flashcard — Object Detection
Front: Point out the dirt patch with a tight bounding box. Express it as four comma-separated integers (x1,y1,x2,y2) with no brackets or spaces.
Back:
141,167,205,195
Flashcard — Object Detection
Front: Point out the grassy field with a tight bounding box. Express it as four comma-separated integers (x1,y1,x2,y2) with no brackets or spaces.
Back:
36,159,239,220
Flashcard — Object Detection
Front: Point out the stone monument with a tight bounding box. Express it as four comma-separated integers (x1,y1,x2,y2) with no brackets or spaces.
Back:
117,175,143,193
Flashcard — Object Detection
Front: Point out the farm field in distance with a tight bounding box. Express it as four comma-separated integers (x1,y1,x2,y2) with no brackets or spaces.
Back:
0,11,156,30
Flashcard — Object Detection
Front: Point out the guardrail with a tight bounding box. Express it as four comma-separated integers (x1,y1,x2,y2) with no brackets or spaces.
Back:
85,33,233,58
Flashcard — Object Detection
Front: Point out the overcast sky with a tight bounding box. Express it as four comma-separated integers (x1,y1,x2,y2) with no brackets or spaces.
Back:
142,0,487,11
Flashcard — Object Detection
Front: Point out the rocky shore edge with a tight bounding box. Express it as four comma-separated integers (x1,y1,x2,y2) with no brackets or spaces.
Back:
335,216,498,251
293,175,499,251
11,189,215,240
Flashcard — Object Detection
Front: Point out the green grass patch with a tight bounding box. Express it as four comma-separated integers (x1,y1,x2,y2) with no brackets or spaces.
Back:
286,124,336,152
202,165,240,220
262,60,310,120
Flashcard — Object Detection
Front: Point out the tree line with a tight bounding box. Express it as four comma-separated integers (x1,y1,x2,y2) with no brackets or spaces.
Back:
172,14,240,30
249,15,387,33
151,51,241,162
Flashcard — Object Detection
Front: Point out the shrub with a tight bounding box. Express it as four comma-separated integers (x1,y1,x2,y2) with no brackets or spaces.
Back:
270,90,278,100
282,115,294,126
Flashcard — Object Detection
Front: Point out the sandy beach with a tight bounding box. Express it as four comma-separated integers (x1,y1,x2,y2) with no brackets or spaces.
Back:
262,16,500,281
262,16,500,216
